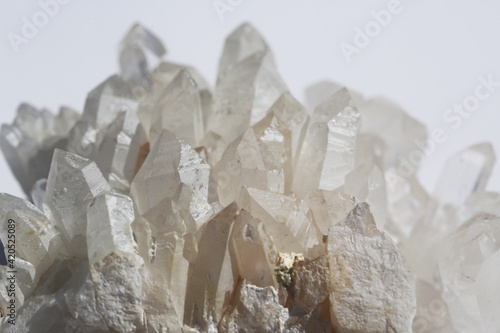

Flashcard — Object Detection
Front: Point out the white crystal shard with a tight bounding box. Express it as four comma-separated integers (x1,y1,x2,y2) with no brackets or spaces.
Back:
130,129,220,235
293,88,360,198
43,149,110,257
328,203,416,332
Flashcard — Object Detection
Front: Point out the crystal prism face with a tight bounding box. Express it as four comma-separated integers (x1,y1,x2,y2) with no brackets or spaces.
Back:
293,88,361,198
130,129,220,235
43,149,110,257
1,22,499,332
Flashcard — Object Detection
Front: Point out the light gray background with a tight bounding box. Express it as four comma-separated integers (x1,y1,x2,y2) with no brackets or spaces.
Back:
1,0,499,199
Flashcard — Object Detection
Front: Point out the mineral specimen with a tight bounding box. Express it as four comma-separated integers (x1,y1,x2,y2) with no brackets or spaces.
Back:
0,22,498,333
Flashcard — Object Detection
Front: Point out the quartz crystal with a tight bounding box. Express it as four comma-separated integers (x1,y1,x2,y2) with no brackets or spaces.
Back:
0,22,499,332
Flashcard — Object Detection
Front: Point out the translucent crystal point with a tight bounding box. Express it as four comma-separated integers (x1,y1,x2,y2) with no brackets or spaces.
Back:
293,88,360,198
328,203,416,332
82,75,138,129
130,129,220,235
119,23,166,87
209,50,288,150
43,149,110,257
138,61,212,141
217,23,272,82
149,69,205,147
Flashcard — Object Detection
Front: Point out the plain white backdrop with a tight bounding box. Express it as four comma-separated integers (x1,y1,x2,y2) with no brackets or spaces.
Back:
1,0,500,199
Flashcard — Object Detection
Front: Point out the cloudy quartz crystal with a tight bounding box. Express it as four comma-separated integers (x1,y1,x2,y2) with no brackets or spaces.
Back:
0,22,498,332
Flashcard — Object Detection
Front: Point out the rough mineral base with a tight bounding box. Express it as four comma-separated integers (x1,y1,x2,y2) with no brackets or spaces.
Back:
0,23,497,333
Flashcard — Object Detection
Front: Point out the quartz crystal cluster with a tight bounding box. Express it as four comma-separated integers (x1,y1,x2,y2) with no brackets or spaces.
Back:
0,23,497,333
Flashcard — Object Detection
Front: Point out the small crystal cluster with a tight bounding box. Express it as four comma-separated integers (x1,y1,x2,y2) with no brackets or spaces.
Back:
0,23,498,332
